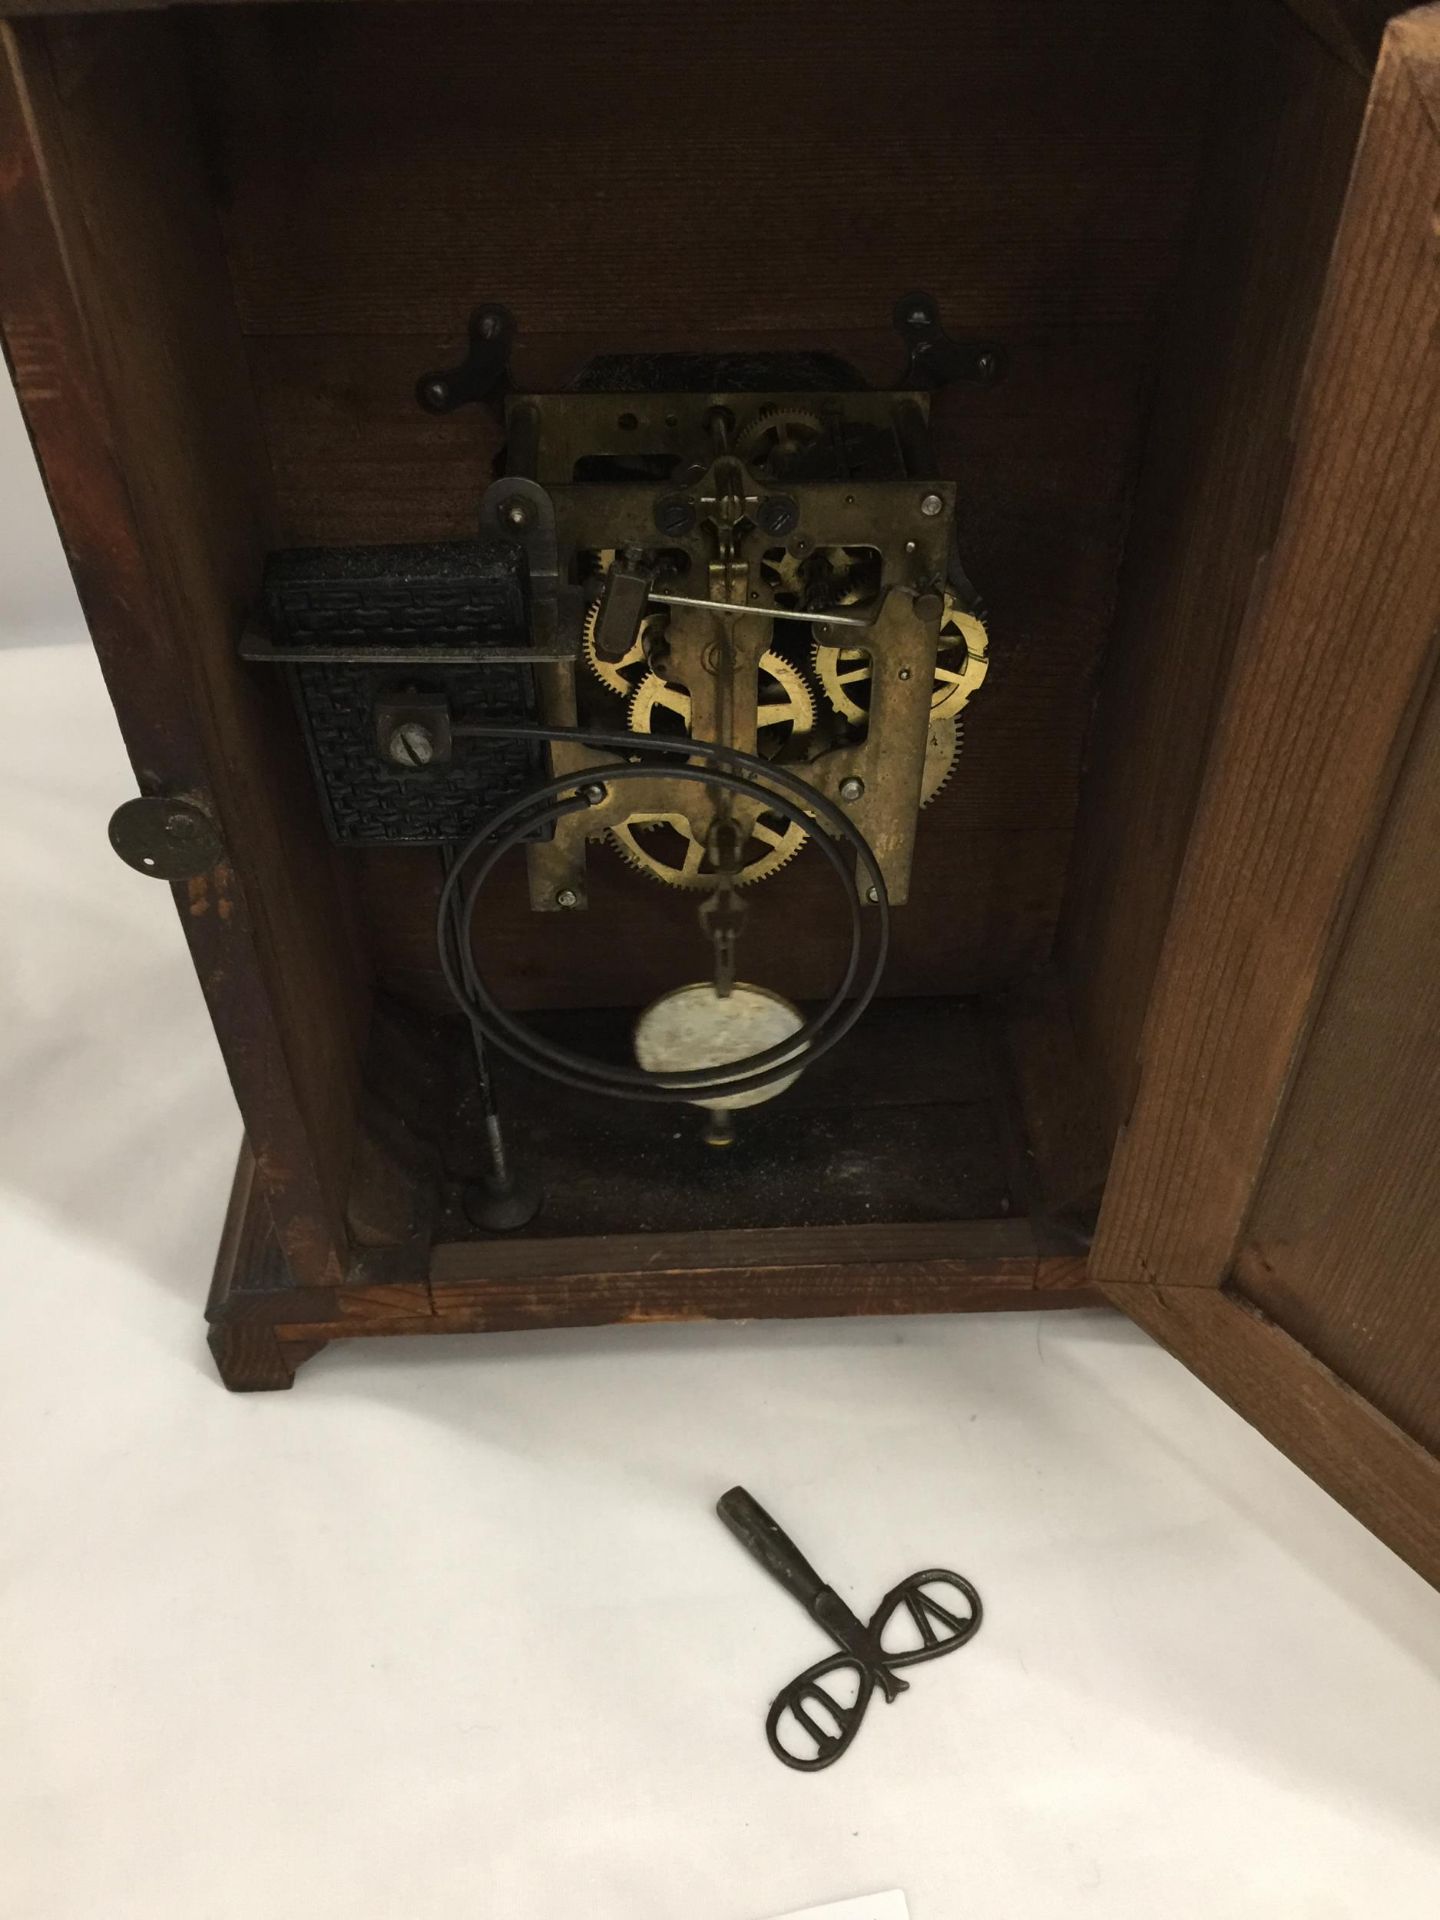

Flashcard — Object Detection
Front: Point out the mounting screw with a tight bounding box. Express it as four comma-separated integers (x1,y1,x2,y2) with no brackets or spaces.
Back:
898,667,913,682
866,884,880,904
975,352,997,380
654,495,696,536
839,775,865,802
757,495,800,537
920,492,945,518
555,887,579,909
420,377,449,409
581,783,607,806
477,310,503,340
387,721,435,768
906,301,932,328
502,495,536,531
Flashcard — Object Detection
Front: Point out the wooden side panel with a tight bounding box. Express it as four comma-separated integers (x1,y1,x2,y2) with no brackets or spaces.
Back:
0,16,370,1282
1236,667,1440,1455
1061,0,1368,1138
1091,6,1440,1292
1101,1284,1440,1591
1281,0,1408,67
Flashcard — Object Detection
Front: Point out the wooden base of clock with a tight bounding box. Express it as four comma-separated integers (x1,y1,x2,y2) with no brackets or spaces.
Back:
206,994,1105,1390
207,1142,1100,1394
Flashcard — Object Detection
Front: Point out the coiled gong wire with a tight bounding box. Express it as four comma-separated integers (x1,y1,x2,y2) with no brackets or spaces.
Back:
436,722,890,1105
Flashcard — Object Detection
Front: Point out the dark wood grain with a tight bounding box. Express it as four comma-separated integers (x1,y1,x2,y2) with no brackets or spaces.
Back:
1060,0,1368,1138
1280,0,1405,70
0,16,370,1283
1101,1283,1440,1591
433,998,1016,1238
1236,664,1440,1456
1090,7,1440,1291
206,1160,1098,1381
323,1219,1094,1344
1001,969,1113,1217
189,0,1208,339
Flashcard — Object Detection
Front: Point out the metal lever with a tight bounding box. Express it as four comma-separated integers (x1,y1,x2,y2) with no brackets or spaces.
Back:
593,562,653,661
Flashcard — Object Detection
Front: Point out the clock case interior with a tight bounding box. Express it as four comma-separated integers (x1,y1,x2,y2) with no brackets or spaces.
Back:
1,0,1370,1330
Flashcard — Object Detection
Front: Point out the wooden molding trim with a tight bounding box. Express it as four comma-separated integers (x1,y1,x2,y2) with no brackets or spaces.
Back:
208,1146,1102,1374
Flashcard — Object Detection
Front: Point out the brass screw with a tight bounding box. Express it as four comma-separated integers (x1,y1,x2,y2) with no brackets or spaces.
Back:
555,887,579,909
388,722,435,767
839,776,865,802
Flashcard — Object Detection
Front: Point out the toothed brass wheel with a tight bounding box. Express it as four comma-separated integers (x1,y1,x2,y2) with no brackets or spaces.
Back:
607,809,809,890
814,589,989,723
627,651,816,759
581,594,666,698
607,650,817,889
735,404,825,478
921,716,959,807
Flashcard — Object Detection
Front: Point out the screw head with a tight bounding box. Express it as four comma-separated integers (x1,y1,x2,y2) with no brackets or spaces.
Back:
555,887,579,909
975,351,997,380
421,377,449,409
581,783,607,806
839,775,865,802
388,721,435,768
906,303,932,328
654,495,696,537
757,495,799,537
920,492,945,518
477,310,502,340
898,667,913,682
866,884,880,904
502,495,535,531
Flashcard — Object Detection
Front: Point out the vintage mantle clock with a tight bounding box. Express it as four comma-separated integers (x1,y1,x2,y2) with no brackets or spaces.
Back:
1,0,1437,1590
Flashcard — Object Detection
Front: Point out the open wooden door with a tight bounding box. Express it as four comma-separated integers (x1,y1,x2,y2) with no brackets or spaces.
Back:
1090,7,1440,1589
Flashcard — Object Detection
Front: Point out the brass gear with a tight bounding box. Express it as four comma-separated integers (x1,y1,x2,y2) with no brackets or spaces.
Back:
735,404,825,477
608,809,807,890
610,650,816,889
627,649,816,757
813,588,989,723
581,594,665,698
921,716,959,807
760,546,807,604
813,643,869,721
931,599,989,721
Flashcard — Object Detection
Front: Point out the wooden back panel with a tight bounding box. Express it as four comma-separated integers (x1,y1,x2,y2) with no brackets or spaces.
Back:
181,0,1216,1009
